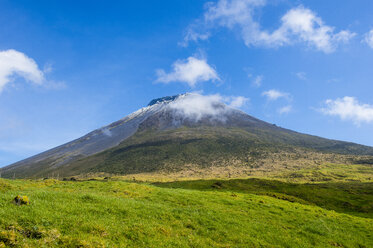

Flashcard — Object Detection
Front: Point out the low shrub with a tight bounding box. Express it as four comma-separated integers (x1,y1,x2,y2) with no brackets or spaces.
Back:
13,195,30,205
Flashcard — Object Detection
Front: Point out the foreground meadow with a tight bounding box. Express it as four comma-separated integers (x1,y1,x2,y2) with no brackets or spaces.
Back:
0,176,372,247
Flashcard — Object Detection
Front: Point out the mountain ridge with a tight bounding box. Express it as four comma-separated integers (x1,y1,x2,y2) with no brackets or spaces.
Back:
2,93,373,178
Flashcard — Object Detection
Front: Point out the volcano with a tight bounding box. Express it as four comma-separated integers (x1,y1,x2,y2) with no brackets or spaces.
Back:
2,93,373,178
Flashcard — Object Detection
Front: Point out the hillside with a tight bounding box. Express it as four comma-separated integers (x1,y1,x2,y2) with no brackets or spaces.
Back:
2,93,373,179
0,177,372,247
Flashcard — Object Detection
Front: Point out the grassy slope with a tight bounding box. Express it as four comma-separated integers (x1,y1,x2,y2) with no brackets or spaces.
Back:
4,126,373,179
154,163,373,219
156,178,373,218
25,127,371,179
0,178,372,248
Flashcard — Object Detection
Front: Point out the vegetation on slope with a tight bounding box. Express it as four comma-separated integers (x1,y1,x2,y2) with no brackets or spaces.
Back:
0,178,372,247
156,178,373,218
7,127,370,179
3,126,373,179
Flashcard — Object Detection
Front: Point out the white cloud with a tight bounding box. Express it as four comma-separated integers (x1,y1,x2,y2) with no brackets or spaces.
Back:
179,27,210,47
327,78,340,83
46,81,67,90
185,1,355,53
296,72,307,80
278,105,292,114
155,57,220,87
252,75,263,87
0,49,44,92
321,96,373,125
43,62,53,74
363,29,373,49
266,7,356,53
262,89,290,101
227,96,249,108
168,93,228,121
333,30,356,43
204,0,265,28
101,128,112,137
262,89,292,115
167,93,248,122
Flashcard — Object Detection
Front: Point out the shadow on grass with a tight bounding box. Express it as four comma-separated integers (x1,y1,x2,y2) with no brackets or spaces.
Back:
154,178,373,219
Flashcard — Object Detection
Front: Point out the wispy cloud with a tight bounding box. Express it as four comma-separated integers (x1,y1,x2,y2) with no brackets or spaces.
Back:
295,72,307,80
252,75,263,87
101,128,112,137
326,78,340,83
262,89,290,101
278,105,292,114
0,49,44,92
179,28,210,47
155,56,220,87
363,29,373,49
320,96,373,125
183,1,355,53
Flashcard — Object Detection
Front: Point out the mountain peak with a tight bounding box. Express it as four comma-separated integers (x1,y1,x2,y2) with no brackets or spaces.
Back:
3,93,373,179
147,94,185,106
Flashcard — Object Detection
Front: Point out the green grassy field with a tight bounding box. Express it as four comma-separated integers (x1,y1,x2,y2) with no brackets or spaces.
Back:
156,178,373,218
0,176,372,247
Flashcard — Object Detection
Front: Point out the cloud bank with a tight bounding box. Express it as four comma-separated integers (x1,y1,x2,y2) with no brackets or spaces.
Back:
321,96,373,125
183,0,355,53
155,57,220,87
167,93,248,122
0,49,44,92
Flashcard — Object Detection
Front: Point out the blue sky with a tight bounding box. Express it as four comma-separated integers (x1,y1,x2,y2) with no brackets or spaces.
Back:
1,0,373,167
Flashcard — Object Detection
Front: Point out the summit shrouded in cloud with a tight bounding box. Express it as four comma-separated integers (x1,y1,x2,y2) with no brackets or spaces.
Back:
1,0,373,166
167,93,249,121
168,93,229,121
1,2,373,246
4,92,373,179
